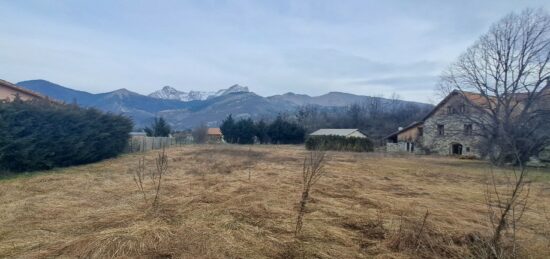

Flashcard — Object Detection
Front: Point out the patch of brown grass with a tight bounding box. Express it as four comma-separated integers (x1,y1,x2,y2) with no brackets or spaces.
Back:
1,144,549,258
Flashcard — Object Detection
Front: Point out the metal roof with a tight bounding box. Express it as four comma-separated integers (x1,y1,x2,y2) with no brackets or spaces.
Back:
309,128,365,137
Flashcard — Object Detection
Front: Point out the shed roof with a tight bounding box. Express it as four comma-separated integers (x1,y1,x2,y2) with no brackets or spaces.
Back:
207,128,222,135
385,121,423,139
310,129,365,137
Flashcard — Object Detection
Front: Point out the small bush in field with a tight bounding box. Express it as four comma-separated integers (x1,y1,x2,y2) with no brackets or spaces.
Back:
305,135,373,152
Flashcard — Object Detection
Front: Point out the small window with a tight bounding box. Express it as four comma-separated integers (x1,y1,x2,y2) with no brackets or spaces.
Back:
437,124,445,136
418,127,423,137
466,147,471,152
447,106,454,114
464,124,473,135
460,104,466,113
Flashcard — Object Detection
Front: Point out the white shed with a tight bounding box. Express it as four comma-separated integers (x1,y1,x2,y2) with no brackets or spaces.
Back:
309,129,367,138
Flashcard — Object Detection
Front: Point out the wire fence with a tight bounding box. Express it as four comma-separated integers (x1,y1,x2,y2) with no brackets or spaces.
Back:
126,136,192,153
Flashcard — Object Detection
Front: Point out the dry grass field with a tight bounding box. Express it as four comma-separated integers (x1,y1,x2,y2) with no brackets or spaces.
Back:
1,145,549,258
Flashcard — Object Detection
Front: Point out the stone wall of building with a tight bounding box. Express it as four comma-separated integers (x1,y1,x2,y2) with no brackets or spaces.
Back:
422,113,481,157
386,139,426,154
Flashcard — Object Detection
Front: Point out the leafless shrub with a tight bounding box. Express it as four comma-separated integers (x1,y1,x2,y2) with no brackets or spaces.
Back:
295,150,327,237
484,159,531,259
131,156,147,202
152,148,168,208
192,123,208,144
130,148,169,210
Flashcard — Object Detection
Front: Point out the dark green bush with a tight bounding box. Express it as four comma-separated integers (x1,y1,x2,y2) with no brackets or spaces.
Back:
0,98,133,173
305,135,374,152
220,115,305,144
267,116,305,144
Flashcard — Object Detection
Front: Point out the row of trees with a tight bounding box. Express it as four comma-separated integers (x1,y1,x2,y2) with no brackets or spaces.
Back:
220,115,306,144
0,98,133,173
294,99,433,140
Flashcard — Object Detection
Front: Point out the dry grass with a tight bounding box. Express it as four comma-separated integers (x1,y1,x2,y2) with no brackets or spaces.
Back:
1,145,549,258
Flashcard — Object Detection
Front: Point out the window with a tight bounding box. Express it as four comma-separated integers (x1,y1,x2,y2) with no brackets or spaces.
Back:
447,106,454,114
460,104,466,113
437,124,445,136
464,124,473,135
466,147,471,152
418,127,423,137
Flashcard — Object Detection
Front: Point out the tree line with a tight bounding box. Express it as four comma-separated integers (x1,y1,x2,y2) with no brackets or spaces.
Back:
220,115,305,144
294,97,433,140
0,97,132,173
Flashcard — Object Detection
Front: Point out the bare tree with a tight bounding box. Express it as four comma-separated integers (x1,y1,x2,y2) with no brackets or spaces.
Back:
295,150,327,236
192,123,208,144
130,148,169,210
439,8,550,257
152,147,168,208
131,156,147,202
440,8,550,164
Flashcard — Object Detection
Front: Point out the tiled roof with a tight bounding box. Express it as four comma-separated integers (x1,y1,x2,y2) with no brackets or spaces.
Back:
207,128,222,135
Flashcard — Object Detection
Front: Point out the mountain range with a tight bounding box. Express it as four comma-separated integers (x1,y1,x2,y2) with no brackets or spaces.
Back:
16,79,432,129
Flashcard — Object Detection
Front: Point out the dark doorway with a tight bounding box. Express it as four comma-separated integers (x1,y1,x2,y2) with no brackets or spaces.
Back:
451,143,463,155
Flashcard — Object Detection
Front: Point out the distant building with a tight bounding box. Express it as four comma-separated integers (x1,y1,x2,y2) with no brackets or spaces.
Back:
207,128,223,143
129,132,147,137
309,129,367,138
0,79,47,101
386,87,550,157
386,90,486,156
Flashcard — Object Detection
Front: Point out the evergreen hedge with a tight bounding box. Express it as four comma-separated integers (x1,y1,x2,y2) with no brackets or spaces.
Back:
305,135,374,152
0,99,133,173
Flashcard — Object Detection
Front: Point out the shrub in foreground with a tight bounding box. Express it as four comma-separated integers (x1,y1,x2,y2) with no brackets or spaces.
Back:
0,99,133,173
305,135,373,152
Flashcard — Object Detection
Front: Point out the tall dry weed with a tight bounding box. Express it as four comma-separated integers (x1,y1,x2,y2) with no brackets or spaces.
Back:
295,150,327,236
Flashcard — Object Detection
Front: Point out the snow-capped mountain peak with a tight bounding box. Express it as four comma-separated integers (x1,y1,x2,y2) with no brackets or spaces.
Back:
211,84,249,97
148,86,215,101
148,84,250,102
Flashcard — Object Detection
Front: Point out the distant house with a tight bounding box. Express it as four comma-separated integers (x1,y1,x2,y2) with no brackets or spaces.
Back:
309,129,367,138
0,79,47,101
386,90,486,156
207,128,223,143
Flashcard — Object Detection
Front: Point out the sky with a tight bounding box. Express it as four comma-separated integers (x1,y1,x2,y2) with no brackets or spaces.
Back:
1,0,549,103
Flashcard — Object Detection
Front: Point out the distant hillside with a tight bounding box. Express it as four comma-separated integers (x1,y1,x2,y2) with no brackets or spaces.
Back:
268,91,431,108
16,79,433,129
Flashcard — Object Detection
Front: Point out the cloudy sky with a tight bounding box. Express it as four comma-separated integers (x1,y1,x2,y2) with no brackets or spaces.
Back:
1,0,549,102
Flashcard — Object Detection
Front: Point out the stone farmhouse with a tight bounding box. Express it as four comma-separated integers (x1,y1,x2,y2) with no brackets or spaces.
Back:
386,89,547,157
386,90,508,157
